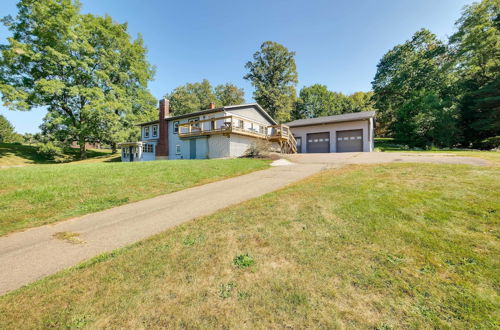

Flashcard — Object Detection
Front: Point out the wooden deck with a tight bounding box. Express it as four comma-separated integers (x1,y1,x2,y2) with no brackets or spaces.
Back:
178,115,297,153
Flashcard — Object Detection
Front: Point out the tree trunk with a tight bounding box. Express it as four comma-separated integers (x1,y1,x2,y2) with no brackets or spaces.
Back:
79,136,87,159
111,142,117,154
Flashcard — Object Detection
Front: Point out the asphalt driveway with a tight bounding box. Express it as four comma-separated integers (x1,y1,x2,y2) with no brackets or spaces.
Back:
0,152,487,295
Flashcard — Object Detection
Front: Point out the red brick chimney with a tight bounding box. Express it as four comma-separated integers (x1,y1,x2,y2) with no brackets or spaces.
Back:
209,102,216,109
155,98,169,160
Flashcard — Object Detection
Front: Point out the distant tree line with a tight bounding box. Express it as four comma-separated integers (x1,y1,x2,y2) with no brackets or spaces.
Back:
167,41,374,123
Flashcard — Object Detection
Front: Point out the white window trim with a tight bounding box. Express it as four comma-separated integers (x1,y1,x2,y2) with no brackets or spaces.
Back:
152,125,158,137
176,144,181,155
144,126,150,138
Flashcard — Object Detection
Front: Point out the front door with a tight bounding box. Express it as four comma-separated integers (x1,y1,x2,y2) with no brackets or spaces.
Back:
336,129,363,152
306,132,330,153
129,146,134,162
189,139,196,159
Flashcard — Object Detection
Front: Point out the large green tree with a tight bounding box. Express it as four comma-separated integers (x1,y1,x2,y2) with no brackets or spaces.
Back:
166,80,245,115
0,114,17,142
372,29,459,146
0,0,155,158
214,83,245,106
449,0,500,145
244,41,298,122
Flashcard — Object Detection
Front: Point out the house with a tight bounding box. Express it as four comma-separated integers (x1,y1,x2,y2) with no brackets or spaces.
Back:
118,99,296,162
286,111,376,153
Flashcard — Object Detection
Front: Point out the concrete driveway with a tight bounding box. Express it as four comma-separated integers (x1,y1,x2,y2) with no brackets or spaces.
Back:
285,152,489,167
0,152,487,295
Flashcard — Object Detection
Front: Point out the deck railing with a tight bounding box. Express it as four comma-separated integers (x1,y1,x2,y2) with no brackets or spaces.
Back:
178,115,297,153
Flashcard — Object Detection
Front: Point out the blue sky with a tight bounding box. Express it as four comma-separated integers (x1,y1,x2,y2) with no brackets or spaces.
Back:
1,0,472,134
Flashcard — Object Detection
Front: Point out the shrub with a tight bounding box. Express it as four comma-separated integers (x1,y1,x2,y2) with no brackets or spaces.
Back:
233,253,255,268
36,142,69,162
473,136,500,150
243,140,272,158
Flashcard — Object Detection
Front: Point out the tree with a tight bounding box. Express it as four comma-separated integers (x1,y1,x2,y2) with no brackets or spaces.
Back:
166,80,245,115
0,114,16,142
372,29,459,146
166,79,217,115
0,0,155,158
214,83,245,106
244,41,298,122
348,91,375,113
449,0,500,144
292,85,375,120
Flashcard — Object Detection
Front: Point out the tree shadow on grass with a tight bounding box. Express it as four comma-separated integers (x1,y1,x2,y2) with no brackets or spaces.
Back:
0,143,120,165
0,143,52,164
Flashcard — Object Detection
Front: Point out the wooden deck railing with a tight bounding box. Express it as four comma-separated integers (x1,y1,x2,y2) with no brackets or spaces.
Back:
178,115,297,153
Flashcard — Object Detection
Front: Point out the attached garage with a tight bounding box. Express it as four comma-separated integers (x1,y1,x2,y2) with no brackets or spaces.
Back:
286,111,375,153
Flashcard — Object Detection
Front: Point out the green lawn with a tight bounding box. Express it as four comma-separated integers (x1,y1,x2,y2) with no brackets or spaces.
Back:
374,138,500,163
0,158,269,236
1,162,498,328
0,142,118,166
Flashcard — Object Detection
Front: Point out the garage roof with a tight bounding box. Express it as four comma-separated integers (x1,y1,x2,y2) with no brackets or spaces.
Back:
286,111,375,127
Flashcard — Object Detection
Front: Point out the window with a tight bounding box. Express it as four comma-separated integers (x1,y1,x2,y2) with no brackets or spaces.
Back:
174,121,179,134
188,118,199,128
144,126,150,138
238,120,244,128
152,125,158,137
176,144,181,155
143,144,153,153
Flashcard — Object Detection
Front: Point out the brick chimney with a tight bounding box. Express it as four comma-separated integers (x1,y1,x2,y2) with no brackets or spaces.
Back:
209,102,216,109
155,98,169,160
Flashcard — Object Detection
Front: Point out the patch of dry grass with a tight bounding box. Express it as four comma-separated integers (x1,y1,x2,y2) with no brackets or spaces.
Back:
52,232,85,244
0,163,498,328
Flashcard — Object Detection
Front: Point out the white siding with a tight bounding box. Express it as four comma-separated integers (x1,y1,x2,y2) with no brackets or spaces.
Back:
208,135,230,158
229,135,256,157
226,106,273,125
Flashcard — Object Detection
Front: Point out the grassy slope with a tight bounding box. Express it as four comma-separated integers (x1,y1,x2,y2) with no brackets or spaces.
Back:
0,159,269,236
0,162,498,328
0,143,118,166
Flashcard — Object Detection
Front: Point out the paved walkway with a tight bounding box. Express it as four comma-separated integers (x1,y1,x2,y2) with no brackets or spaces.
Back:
0,152,487,295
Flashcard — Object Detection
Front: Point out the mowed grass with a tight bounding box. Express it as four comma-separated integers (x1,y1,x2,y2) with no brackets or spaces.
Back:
0,158,269,236
0,163,498,328
374,138,500,163
0,142,118,166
